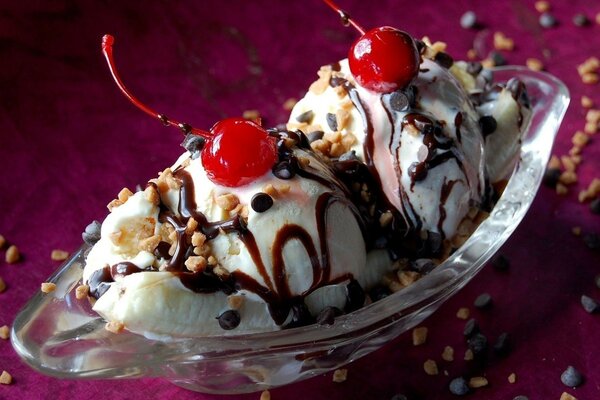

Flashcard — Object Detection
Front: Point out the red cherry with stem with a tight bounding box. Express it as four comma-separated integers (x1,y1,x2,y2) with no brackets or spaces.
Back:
322,0,420,93
202,118,277,187
101,34,277,187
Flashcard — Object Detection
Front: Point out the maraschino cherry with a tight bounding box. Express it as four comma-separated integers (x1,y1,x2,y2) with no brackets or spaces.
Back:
322,0,420,93
101,34,277,187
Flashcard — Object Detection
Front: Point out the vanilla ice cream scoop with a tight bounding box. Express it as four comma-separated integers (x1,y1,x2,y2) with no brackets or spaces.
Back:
82,131,376,338
288,50,530,242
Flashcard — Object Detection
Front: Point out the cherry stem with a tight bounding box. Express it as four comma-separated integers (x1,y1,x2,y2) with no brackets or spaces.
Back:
322,0,366,35
101,34,211,138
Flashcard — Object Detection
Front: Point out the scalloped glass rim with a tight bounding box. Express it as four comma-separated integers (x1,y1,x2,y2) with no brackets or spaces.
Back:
11,67,569,393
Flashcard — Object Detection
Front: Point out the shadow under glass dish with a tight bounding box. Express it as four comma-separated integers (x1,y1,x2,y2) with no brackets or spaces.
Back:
11,67,569,394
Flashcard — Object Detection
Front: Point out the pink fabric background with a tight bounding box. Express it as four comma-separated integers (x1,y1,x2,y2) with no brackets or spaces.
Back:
1,0,599,398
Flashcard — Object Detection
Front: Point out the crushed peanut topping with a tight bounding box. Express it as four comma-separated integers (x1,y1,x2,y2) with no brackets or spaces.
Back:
469,376,488,388
105,321,125,334
442,345,455,361
456,307,470,320
41,282,57,293
0,277,6,293
259,390,271,400
0,325,9,340
0,370,12,385
117,187,133,202
216,193,240,212
508,372,517,383
494,32,514,51
75,284,90,300
144,185,160,205
0,234,5,248
228,295,245,309
51,249,70,261
185,256,207,273
332,368,348,383
5,245,20,264
423,359,439,375
412,326,428,346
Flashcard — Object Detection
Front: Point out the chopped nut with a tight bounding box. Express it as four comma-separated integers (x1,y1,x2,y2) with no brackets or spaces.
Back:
75,284,90,300
185,256,207,273
582,96,594,108
332,368,348,383
323,130,342,143
330,142,346,157
0,370,12,385
105,321,124,334
534,1,550,12
582,72,599,84
0,325,9,340
561,155,576,172
556,183,568,195
51,249,70,261
0,277,5,293
282,98,297,111
107,198,124,211
213,265,230,279
423,359,439,375
571,155,582,165
207,255,218,266
185,217,198,235
297,156,311,168
559,171,578,185
41,282,56,293
464,349,474,360
262,184,278,197
560,393,578,400
456,307,470,320
5,244,20,264
138,235,161,252
526,58,544,71
494,32,514,51
572,226,583,236
117,187,133,202
597,12,600,25
144,185,160,205
548,155,561,170
260,390,271,400
442,345,455,361
467,49,477,60
310,139,331,155
242,109,260,120
584,122,597,134
277,184,291,194
335,109,350,131
216,194,239,212
309,66,332,95
412,326,428,346
0,234,5,248
398,270,421,286
578,57,600,75
228,295,245,309
191,232,206,247
573,131,590,147
469,376,488,388
508,372,517,383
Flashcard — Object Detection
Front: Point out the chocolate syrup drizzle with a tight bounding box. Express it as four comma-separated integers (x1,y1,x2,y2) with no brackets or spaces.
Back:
88,138,364,327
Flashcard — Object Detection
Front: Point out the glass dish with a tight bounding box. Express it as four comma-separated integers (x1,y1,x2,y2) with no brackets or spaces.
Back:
11,67,569,394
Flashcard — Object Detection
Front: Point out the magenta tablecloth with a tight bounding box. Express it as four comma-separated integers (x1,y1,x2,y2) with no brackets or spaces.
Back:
1,1,599,399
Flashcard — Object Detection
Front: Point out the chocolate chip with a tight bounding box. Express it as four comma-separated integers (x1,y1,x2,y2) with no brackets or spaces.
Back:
217,309,241,330
369,286,392,301
82,220,102,245
181,133,205,158
338,150,359,162
581,294,600,313
474,293,493,309
561,366,584,387
389,91,410,112
542,167,562,188
330,76,347,88
463,318,480,338
539,12,557,28
307,130,324,143
154,241,172,259
573,13,590,26
583,233,600,250
590,198,600,214
326,113,338,131
425,231,443,257
285,302,314,328
467,333,488,355
466,61,483,75
449,377,470,395
272,161,296,180
493,332,511,356
434,52,454,69
460,11,478,29
317,306,341,325
345,280,365,312
411,258,436,274
490,51,506,66
479,115,497,137
251,192,273,213
491,254,510,271
295,110,314,124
